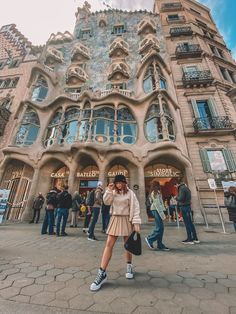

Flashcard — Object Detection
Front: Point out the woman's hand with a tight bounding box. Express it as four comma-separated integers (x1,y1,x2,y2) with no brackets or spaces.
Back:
108,183,115,191
133,224,141,233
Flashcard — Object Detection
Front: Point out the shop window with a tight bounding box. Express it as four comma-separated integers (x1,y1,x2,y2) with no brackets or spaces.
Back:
200,149,236,173
15,108,40,146
145,101,175,143
143,62,167,94
31,75,48,102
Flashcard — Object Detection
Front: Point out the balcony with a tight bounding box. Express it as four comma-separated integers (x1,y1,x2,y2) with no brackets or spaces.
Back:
182,70,213,87
193,116,232,133
176,44,202,58
170,27,193,37
161,2,182,11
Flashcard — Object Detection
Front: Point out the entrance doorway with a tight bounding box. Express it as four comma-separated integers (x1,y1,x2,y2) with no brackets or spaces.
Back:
144,163,182,219
76,165,99,200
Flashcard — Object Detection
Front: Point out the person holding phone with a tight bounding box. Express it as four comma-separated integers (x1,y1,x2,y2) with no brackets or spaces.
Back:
90,174,141,291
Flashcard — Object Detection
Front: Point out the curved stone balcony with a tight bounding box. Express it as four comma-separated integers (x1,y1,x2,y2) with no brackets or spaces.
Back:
108,61,130,80
71,42,91,61
109,37,129,58
66,66,88,84
139,34,160,54
137,16,156,35
45,46,64,64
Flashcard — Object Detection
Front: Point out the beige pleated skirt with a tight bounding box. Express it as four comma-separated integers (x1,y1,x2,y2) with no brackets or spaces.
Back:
106,215,132,236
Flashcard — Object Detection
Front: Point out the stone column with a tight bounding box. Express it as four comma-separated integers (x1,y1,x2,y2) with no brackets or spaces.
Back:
98,162,106,187
68,164,77,194
21,168,40,222
137,166,147,223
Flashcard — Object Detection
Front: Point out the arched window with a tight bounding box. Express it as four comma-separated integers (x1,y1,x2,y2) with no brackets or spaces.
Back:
31,75,48,102
143,62,167,94
45,111,62,147
59,107,80,144
117,106,137,144
15,108,40,146
92,107,115,143
145,101,175,143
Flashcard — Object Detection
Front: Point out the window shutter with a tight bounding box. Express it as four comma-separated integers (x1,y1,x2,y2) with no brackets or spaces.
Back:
207,97,217,117
190,99,199,117
222,149,236,172
199,149,211,173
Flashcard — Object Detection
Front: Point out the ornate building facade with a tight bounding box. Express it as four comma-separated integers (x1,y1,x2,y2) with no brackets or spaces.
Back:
0,0,236,222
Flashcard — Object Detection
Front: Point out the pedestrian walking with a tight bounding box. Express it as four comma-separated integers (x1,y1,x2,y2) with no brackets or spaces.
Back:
29,192,45,223
87,181,103,241
70,191,82,228
175,179,200,244
224,186,236,232
56,185,72,236
90,174,141,291
145,181,169,251
41,188,58,235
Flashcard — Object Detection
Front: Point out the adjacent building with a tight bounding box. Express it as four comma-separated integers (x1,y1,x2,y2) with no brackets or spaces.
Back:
0,0,236,222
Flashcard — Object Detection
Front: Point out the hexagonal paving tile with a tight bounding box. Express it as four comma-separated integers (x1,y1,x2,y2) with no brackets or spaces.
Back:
69,294,94,310
13,277,35,288
46,268,64,277
184,278,204,288
190,287,215,300
110,297,137,314
207,271,227,279
73,271,90,279
173,293,199,307
35,275,55,285
195,274,216,283
205,283,228,294
169,283,190,293
27,270,45,279
0,286,20,299
56,273,73,282
56,287,79,301
200,299,229,314
132,292,157,307
177,271,195,279
10,294,30,303
216,293,236,307
44,281,65,292
165,274,183,283
20,284,44,296
64,266,80,274
0,280,13,290
152,288,175,300
38,264,55,271
30,291,55,305
218,279,236,288
150,278,169,288
154,300,182,314
133,306,160,314
148,270,165,278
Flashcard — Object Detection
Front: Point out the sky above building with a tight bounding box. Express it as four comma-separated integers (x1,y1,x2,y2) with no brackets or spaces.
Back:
0,0,235,59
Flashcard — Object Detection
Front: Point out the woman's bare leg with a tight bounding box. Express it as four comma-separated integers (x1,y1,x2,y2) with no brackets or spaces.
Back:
100,235,117,270
123,236,132,263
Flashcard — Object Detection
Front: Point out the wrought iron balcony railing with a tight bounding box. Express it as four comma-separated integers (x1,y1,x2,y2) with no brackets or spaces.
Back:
170,27,193,37
176,44,202,58
161,2,182,11
183,70,213,87
193,116,232,132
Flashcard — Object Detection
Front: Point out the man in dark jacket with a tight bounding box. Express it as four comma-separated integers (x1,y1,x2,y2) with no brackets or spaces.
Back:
56,185,72,236
175,180,199,244
30,192,45,223
41,188,58,235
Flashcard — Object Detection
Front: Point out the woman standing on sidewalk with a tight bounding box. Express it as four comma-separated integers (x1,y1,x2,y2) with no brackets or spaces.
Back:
145,181,169,251
90,174,141,291
224,186,236,232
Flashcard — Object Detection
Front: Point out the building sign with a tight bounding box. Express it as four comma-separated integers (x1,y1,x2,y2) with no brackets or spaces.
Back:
0,189,10,224
145,164,181,178
208,178,217,190
77,170,99,177
107,165,129,178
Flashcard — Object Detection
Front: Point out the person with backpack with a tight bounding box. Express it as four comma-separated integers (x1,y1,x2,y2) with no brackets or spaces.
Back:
41,188,58,235
87,181,103,241
70,191,82,228
224,186,236,232
30,192,45,224
56,185,72,236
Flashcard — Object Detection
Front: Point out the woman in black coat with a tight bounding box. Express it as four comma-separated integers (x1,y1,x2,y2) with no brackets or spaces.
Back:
224,186,236,232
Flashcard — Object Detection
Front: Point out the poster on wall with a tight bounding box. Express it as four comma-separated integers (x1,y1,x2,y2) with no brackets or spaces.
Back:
0,189,10,224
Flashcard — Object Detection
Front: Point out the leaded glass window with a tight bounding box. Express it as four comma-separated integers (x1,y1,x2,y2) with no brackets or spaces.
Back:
143,62,167,94
45,111,62,147
59,108,80,144
15,108,40,146
91,107,115,144
31,76,48,102
117,107,137,144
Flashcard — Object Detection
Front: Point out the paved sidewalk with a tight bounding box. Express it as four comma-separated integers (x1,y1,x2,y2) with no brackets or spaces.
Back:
0,222,236,314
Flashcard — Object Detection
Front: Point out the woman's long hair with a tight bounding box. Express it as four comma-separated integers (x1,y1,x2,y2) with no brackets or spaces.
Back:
114,182,128,194
229,186,236,195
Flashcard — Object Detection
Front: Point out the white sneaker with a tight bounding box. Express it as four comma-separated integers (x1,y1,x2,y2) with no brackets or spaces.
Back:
125,263,134,279
90,269,107,291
